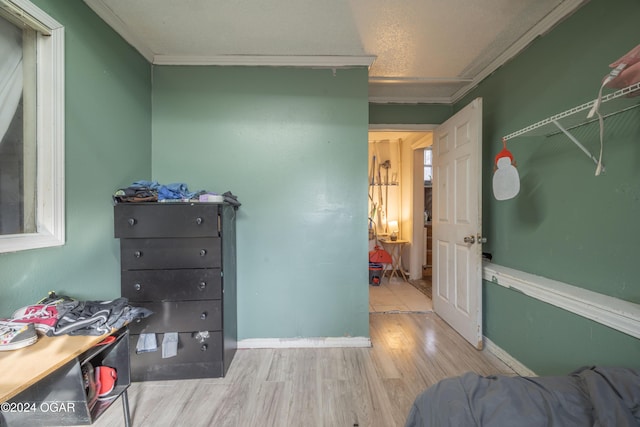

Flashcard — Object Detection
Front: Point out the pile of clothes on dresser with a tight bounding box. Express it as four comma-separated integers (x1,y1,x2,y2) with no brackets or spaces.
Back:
0,292,152,351
113,180,241,206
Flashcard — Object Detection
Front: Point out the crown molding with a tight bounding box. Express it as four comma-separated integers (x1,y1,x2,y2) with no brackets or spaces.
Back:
153,54,376,68
84,0,376,69
85,0,586,103
368,95,454,104
369,76,473,84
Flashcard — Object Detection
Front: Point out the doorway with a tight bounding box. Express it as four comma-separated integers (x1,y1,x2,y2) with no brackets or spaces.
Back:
368,98,484,348
368,130,434,313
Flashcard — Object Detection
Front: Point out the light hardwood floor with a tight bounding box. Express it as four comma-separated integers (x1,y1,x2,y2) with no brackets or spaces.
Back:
88,313,513,427
369,276,432,313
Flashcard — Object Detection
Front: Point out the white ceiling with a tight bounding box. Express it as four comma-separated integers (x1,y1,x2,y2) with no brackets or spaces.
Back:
83,0,586,104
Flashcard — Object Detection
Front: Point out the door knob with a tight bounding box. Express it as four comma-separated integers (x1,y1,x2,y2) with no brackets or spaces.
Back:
477,234,487,244
463,235,475,244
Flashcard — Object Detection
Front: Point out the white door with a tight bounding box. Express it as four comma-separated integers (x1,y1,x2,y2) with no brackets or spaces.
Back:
432,98,483,349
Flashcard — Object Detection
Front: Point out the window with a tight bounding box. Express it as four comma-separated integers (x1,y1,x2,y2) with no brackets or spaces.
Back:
424,148,432,185
0,13,35,236
0,0,64,253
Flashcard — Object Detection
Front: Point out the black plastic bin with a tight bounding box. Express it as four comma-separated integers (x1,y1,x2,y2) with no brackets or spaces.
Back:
369,262,383,285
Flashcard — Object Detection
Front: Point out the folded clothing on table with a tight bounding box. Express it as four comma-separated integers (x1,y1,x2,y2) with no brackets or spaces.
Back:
10,292,152,336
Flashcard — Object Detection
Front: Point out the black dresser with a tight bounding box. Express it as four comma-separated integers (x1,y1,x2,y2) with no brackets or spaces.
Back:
113,202,237,381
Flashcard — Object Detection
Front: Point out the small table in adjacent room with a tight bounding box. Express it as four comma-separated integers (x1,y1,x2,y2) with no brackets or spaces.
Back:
379,239,410,282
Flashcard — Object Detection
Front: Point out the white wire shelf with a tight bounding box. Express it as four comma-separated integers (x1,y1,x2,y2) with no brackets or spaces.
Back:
504,82,640,140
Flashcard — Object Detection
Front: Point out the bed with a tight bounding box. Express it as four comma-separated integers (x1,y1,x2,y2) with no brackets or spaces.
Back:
405,366,640,426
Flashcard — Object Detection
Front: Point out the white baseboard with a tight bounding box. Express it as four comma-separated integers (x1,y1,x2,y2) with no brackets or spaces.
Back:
483,337,536,377
238,336,372,349
483,262,640,340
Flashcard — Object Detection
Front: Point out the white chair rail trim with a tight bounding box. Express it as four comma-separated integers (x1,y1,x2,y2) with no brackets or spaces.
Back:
483,262,640,340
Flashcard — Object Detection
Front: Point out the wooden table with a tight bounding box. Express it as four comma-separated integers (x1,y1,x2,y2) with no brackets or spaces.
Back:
0,331,131,426
0,334,106,403
379,239,410,281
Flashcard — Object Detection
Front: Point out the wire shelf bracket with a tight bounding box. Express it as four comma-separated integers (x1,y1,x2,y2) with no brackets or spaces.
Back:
503,82,640,165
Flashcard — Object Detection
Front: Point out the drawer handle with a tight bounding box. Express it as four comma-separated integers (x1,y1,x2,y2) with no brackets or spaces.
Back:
200,312,207,320
134,283,141,291
201,344,208,352
134,251,142,258
128,218,136,226
199,249,207,257
199,281,207,290
195,217,203,225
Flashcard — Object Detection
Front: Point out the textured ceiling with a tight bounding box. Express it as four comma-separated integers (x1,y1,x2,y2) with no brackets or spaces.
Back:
84,0,586,103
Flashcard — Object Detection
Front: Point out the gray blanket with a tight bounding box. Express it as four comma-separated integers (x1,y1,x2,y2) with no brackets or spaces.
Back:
405,366,640,427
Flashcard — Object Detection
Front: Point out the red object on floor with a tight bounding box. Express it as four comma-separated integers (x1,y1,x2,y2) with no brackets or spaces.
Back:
369,245,392,264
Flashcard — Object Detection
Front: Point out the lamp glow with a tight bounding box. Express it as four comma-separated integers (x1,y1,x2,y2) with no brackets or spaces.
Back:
388,220,399,241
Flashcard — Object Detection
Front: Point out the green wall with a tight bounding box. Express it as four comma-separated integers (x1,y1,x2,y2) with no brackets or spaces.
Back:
369,103,452,125
151,66,370,339
456,0,640,374
0,0,151,317
2,0,636,372
484,282,640,375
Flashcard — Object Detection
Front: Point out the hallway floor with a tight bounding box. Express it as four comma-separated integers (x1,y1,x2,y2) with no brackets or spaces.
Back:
369,275,432,313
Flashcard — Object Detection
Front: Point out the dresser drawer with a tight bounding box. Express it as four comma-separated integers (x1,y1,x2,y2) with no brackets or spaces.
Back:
129,300,222,334
114,203,219,238
129,331,224,381
120,237,221,270
122,269,222,302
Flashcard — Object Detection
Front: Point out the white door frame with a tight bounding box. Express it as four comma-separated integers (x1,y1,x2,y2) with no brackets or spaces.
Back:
370,98,483,351
369,125,436,281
